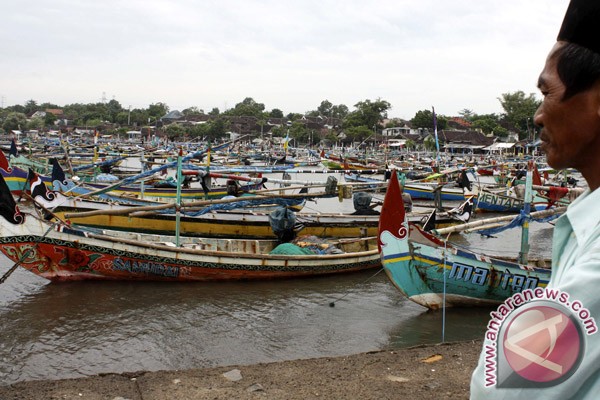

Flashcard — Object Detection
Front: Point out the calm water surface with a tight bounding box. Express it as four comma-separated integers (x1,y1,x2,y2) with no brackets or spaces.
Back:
0,171,556,384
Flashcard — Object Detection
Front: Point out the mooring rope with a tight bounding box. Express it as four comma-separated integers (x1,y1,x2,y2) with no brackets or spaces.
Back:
328,267,385,307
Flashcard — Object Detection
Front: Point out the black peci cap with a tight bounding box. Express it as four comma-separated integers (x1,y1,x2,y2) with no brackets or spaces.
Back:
557,0,600,55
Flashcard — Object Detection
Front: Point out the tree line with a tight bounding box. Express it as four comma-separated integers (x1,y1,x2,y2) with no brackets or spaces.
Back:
0,91,540,143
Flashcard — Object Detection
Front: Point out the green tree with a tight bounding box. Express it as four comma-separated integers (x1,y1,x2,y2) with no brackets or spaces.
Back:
208,118,229,140
23,99,39,115
44,112,57,127
148,102,169,119
405,139,416,150
470,113,502,135
182,106,203,116
289,121,310,144
307,100,348,119
39,102,60,110
85,118,103,128
164,123,186,140
423,136,437,151
208,107,220,116
345,125,374,144
2,112,28,132
190,117,230,141
498,91,541,140
115,111,130,125
458,108,475,120
106,99,123,122
269,108,284,118
331,104,349,119
410,109,448,130
343,98,391,130
27,117,45,131
224,97,265,118
317,100,333,116
286,112,303,121
130,109,150,126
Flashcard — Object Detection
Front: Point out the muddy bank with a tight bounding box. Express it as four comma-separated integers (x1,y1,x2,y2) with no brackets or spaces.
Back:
0,340,482,399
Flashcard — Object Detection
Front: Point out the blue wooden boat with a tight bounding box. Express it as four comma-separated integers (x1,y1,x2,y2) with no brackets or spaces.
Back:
345,172,470,202
475,189,551,213
377,170,552,309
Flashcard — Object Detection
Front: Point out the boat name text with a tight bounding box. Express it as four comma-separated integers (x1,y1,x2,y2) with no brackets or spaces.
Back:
113,258,180,278
449,263,539,291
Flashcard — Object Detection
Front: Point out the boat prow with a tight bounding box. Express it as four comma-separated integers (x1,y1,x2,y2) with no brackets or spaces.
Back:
378,170,552,309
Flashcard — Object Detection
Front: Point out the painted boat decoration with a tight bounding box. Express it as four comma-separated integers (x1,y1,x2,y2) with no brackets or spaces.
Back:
0,175,381,282
377,170,552,309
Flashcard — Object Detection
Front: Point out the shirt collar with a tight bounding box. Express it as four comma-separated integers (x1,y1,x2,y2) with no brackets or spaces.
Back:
566,187,600,246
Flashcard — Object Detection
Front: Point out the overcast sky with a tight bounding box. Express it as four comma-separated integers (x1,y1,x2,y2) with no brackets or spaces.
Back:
2,0,567,119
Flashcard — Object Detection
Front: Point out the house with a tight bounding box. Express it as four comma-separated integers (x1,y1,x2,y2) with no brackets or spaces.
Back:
30,111,47,119
127,130,142,141
382,126,412,137
161,110,184,123
437,130,495,154
447,117,472,130
482,142,517,155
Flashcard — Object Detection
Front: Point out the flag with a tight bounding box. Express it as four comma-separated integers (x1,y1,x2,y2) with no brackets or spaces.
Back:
50,158,67,184
457,170,472,191
93,130,99,163
422,210,436,232
0,174,23,224
9,139,18,157
449,197,474,223
27,168,55,202
283,131,290,152
432,107,440,159
0,149,11,172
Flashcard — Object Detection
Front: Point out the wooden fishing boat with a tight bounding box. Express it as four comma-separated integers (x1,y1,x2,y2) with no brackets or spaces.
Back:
378,170,553,309
0,176,381,282
48,190,473,239
345,172,473,202
474,188,551,212
0,149,266,201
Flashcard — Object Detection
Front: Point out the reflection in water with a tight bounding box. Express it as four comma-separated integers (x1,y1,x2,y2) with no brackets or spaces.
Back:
388,307,493,347
0,265,428,384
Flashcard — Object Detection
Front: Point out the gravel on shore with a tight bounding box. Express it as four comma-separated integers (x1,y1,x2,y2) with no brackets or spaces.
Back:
0,340,482,400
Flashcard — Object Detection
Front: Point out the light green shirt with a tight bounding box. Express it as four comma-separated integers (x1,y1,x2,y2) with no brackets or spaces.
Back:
470,187,600,399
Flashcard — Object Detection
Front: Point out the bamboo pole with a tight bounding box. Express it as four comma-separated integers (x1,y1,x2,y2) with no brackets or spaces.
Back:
175,150,182,247
518,161,534,264
432,206,567,236
62,190,335,219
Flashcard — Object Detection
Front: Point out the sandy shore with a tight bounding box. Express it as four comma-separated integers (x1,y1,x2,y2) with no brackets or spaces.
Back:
0,340,482,399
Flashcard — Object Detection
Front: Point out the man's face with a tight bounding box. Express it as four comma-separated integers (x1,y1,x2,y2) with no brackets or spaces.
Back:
534,42,600,171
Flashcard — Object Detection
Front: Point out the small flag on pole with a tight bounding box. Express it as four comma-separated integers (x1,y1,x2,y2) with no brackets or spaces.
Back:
283,130,290,152
432,106,440,160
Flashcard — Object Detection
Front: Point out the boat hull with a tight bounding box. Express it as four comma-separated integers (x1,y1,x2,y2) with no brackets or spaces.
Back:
54,205,463,239
0,221,380,282
378,170,552,309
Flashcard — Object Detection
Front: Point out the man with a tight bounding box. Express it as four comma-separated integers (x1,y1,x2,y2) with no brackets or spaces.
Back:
470,1,600,398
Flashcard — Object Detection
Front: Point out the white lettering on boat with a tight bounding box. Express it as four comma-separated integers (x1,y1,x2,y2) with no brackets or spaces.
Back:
113,258,180,278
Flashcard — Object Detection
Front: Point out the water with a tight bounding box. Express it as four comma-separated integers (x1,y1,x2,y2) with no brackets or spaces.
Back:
1,259,504,385
0,170,556,385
